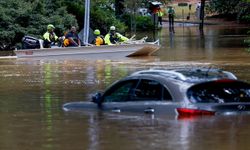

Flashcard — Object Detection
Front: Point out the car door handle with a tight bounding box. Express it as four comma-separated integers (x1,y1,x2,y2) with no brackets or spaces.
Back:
111,108,121,113
144,108,155,114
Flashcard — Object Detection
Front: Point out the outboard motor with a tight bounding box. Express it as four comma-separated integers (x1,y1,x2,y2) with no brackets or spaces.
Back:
22,36,41,49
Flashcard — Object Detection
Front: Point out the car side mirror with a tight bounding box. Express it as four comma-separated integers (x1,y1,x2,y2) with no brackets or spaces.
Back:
92,92,102,104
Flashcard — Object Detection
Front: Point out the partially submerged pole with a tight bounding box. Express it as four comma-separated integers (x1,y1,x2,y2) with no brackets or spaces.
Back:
199,0,205,30
83,0,90,45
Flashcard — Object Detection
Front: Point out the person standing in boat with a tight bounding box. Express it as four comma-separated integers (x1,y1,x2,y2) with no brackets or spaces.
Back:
64,26,81,47
104,26,129,45
43,24,58,48
93,29,105,46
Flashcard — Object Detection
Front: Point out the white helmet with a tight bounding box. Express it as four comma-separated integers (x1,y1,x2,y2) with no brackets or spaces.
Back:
110,26,116,31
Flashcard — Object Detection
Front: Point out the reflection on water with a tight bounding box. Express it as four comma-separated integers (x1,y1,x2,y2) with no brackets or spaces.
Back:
0,24,250,149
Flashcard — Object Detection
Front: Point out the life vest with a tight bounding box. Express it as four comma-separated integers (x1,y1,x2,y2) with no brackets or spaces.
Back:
95,36,105,46
63,39,70,47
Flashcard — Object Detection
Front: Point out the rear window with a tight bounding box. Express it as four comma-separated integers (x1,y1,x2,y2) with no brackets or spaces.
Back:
177,70,236,82
187,80,250,103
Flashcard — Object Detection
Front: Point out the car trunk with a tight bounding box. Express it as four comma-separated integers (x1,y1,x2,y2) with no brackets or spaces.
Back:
183,79,250,115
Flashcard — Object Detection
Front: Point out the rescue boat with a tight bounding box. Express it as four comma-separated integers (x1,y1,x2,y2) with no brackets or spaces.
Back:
14,37,160,58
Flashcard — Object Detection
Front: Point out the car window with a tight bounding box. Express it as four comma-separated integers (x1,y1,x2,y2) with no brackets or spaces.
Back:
103,79,138,102
187,80,250,103
131,79,172,101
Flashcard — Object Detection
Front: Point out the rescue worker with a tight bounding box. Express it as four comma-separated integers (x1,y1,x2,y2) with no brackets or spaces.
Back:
92,29,105,46
64,26,81,47
167,6,175,33
104,26,129,45
157,8,164,26
43,24,58,48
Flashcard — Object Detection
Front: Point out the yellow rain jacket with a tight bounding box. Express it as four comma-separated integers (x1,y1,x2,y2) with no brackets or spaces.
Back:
43,32,58,42
104,33,128,45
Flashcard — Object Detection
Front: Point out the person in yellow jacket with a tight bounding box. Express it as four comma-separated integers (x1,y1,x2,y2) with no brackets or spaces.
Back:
43,24,58,48
104,26,128,45
157,8,164,26
93,29,105,46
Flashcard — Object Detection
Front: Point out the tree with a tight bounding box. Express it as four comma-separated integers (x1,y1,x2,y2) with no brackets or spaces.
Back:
115,0,125,17
208,0,250,23
0,0,77,50
64,0,127,33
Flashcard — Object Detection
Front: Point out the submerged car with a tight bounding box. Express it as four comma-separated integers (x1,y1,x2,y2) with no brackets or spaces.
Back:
63,68,250,116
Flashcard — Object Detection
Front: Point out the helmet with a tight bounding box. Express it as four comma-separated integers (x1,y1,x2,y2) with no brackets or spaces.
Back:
94,29,100,35
47,24,55,30
110,26,116,31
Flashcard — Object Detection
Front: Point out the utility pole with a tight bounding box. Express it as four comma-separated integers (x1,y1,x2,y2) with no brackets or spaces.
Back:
199,0,205,30
83,0,90,45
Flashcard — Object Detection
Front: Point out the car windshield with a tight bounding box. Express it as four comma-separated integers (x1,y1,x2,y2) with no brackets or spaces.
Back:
187,80,250,103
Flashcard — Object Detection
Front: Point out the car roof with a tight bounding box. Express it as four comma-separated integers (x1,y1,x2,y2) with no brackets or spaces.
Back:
130,68,237,83
105,68,237,102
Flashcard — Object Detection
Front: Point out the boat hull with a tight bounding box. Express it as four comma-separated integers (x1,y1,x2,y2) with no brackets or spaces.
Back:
14,43,160,58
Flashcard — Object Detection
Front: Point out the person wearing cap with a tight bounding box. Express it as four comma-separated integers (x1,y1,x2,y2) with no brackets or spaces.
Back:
104,26,128,45
43,24,58,48
64,26,81,47
92,29,105,46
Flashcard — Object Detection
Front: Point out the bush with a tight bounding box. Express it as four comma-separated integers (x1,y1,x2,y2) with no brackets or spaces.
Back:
121,14,154,31
207,0,250,23
0,0,77,50
135,15,154,30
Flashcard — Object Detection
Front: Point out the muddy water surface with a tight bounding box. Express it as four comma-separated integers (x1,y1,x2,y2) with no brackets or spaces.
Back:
0,24,250,150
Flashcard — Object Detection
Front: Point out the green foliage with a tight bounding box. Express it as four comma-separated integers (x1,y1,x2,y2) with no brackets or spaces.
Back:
208,0,250,22
91,6,127,33
208,0,239,15
236,2,250,22
0,0,155,50
64,0,127,34
121,14,154,30
135,16,154,30
120,0,155,30
245,30,250,52
244,39,250,52
0,0,77,50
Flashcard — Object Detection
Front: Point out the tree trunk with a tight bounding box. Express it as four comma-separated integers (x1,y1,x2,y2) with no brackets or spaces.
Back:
115,0,125,17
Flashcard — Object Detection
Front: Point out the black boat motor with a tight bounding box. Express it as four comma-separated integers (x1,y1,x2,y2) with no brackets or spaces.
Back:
22,36,41,49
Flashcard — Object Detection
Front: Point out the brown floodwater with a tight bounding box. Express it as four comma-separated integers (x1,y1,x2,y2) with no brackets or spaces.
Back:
0,24,250,150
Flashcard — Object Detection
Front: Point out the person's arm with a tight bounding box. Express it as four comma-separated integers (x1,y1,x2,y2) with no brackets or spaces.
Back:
53,33,58,41
78,39,81,47
117,33,129,42
76,34,81,46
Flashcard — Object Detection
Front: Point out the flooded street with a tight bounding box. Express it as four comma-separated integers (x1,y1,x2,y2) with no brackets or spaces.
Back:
0,24,250,150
